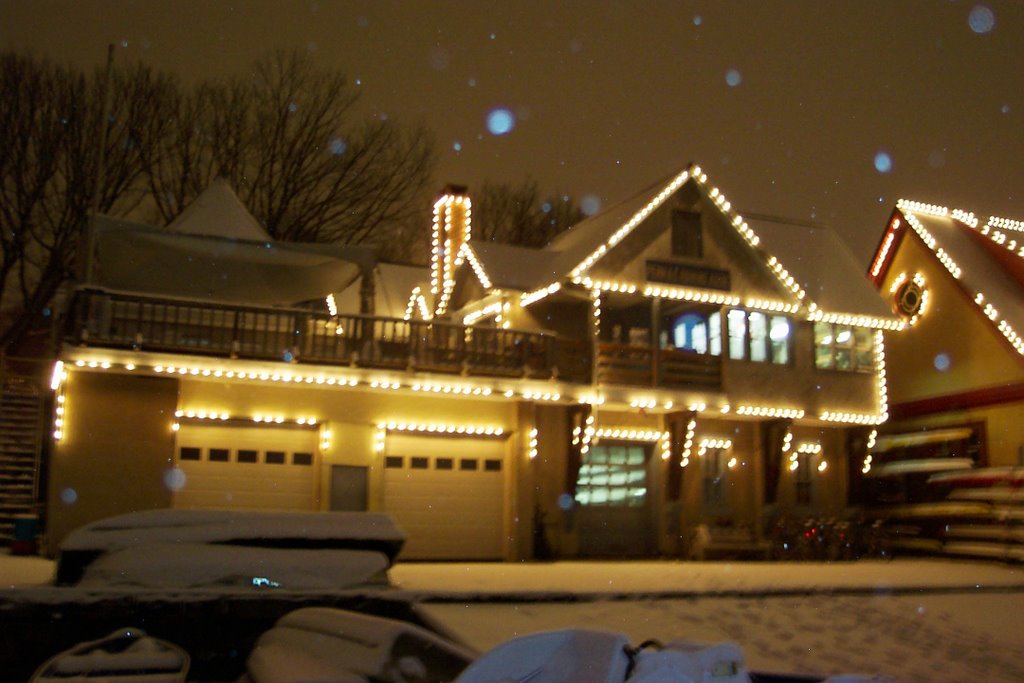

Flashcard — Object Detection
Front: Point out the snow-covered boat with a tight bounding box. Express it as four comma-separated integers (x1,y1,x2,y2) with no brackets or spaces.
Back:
29,627,189,682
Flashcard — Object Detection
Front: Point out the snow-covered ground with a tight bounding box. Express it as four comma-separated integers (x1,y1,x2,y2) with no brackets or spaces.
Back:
4,551,1024,681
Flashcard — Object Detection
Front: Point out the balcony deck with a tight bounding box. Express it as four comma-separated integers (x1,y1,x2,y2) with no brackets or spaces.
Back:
65,289,591,383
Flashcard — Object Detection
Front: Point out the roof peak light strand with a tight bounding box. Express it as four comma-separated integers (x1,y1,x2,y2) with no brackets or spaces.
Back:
899,211,962,279
569,169,691,279
896,199,948,218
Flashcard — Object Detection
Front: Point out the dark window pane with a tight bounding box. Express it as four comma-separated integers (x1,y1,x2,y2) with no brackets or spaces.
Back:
293,452,313,466
209,448,229,462
385,456,404,469
460,458,478,471
237,449,258,463
484,459,502,472
436,457,453,470
411,456,429,469
180,446,201,461
266,451,285,464
671,210,703,258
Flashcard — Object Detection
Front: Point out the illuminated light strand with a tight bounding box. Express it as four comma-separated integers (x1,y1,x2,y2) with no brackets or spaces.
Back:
593,427,667,442
680,419,697,468
896,199,948,218
660,431,671,460
380,421,505,437
951,209,979,229
460,243,493,290
735,405,805,419
520,282,562,307
687,402,706,412
820,411,883,425
630,398,657,409
522,390,561,402
642,284,739,306
863,429,877,474
52,386,67,441
174,409,231,421
870,218,900,278
320,427,332,452
765,256,808,301
697,438,733,457
403,287,432,322
889,272,929,327
807,305,905,331
463,300,504,326
876,329,889,422
569,169,691,278
744,298,801,314
577,393,606,406
528,428,539,459
988,215,1024,233
326,293,338,317
796,442,822,454
901,211,962,279
431,193,472,317
411,382,492,396
50,361,66,392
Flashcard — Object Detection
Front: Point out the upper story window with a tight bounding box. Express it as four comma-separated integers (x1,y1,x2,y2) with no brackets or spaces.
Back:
726,309,791,364
814,322,873,372
671,311,721,356
671,210,703,259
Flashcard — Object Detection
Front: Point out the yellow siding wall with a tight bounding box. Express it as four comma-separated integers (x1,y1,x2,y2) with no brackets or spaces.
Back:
45,371,178,553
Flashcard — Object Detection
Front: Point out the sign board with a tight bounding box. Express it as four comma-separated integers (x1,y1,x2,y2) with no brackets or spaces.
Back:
646,259,731,291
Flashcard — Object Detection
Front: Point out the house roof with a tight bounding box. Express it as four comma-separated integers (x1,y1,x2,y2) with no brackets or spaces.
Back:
879,204,1024,357
748,215,894,320
457,163,897,327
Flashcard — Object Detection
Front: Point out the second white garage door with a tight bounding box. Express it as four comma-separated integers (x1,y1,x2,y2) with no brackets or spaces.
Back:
383,433,507,560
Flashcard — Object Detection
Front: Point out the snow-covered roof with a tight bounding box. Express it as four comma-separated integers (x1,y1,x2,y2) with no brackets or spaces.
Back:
882,203,1024,358
455,164,896,326
748,215,894,320
166,177,271,241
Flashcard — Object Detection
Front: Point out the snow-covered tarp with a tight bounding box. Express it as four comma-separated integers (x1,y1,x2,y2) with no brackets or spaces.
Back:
57,510,406,585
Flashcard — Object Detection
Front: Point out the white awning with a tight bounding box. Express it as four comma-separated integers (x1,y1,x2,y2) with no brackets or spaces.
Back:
872,428,974,453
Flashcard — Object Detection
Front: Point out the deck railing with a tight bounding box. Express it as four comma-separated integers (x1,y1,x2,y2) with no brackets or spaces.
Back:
596,342,721,390
65,289,591,383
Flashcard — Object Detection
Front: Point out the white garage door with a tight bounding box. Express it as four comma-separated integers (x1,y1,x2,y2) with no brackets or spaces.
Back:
173,425,318,511
383,434,507,560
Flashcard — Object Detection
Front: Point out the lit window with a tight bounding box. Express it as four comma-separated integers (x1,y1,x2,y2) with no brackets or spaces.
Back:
727,309,791,364
815,322,873,372
575,444,647,507
671,313,717,355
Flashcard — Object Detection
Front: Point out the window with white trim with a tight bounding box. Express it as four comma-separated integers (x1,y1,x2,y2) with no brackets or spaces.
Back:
814,322,873,372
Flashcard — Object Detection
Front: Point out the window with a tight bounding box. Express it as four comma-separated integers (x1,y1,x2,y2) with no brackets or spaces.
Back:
459,458,478,471
671,312,720,355
411,456,429,469
436,457,453,470
484,459,502,472
208,448,229,462
237,449,258,464
179,446,201,461
727,309,791,364
702,448,729,509
385,456,403,468
671,210,703,258
814,322,873,372
574,444,648,507
293,452,313,466
265,451,285,465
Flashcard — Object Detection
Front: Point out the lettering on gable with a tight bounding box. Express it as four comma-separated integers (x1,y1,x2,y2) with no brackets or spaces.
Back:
645,259,731,291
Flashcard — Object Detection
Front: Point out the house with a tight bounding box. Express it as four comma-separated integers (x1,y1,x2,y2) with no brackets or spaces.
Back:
864,201,1024,492
45,164,899,559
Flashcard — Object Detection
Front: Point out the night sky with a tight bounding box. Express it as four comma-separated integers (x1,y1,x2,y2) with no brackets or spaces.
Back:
3,0,1022,262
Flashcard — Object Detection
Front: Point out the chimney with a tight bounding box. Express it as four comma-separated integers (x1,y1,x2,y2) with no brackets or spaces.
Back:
431,184,472,317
